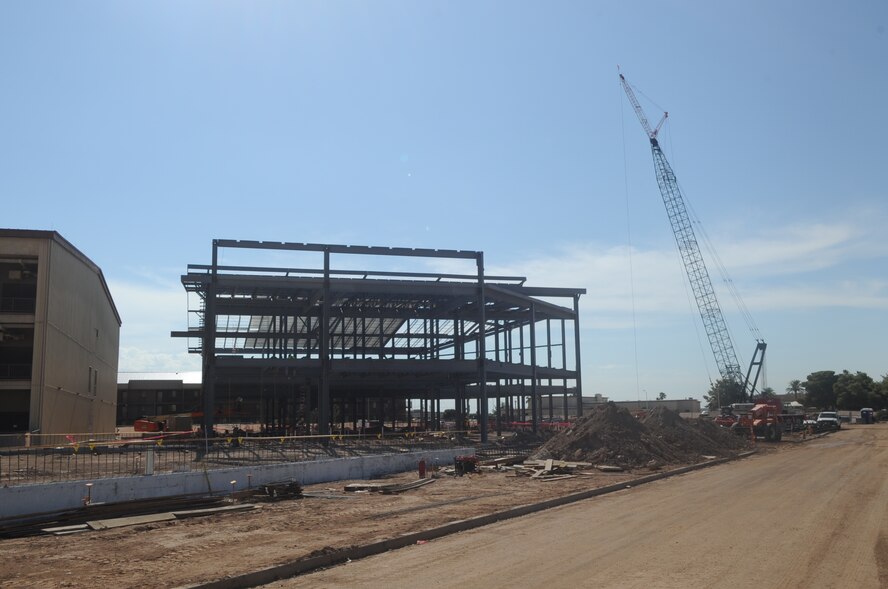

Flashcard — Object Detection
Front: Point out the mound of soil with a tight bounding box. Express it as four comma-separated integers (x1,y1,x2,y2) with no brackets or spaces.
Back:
530,403,748,468
643,407,748,458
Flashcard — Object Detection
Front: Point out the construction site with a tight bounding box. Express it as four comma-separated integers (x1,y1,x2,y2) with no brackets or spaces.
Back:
2,71,886,588
2,407,885,588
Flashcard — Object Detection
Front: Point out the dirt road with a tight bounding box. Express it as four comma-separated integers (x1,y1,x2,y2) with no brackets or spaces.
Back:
276,425,888,589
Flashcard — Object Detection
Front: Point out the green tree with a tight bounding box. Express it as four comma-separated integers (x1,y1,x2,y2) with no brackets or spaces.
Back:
657,392,666,401
876,375,888,411
704,379,745,409
785,379,805,401
759,387,776,399
834,370,876,410
803,371,838,409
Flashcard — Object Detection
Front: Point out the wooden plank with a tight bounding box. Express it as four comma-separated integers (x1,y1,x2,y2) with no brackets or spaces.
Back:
344,483,387,492
346,478,436,494
522,460,592,468
380,478,436,494
172,504,258,519
539,475,576,482
479,456,528,467
41,524,90,534
595,465,624,472
87,512,176,530
52,529,91,536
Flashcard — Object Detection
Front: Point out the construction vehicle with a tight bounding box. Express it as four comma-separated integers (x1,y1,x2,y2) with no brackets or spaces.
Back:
619,72,767,406
717,400,783,440
715,398,806,439
815,411,841,431
714,403,751,428
133,413,194,434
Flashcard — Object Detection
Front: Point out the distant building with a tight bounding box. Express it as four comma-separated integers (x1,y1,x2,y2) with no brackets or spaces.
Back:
610,398,701,414
563,395,700,417
0,230,121,435
116,372,202,425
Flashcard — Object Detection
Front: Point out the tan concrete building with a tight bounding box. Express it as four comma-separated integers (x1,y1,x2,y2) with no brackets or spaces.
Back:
0,230,120,435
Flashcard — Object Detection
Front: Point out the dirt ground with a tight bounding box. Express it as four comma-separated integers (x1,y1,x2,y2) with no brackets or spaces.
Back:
273,425,888,589
0,416,798,589
0,457,659,588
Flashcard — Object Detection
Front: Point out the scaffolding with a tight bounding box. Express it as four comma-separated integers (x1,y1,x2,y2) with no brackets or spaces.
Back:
172,240,586,443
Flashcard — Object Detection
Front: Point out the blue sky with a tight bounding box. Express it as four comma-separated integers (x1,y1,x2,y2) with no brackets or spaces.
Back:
2,2,886,402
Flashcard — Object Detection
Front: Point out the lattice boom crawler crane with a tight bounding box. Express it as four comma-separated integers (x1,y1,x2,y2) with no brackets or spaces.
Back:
619,72,766,402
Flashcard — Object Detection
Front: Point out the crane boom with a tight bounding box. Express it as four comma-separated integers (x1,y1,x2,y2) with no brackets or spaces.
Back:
620,73,754,390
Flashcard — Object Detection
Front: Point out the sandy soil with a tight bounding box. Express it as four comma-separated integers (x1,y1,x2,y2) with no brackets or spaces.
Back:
271,425,888,589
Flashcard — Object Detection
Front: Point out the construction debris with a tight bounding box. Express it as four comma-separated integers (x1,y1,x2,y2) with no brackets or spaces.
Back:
506,458,591,481
479,456,527,467
257,481,303,501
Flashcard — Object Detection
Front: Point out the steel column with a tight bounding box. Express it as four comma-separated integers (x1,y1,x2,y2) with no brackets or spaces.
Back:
201,240,219,435
573,294,583,418
318,249,331,435
477,252,488,442
530,304,538,433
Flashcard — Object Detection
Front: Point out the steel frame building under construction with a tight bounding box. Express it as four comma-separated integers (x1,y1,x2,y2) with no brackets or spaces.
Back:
172,240,585,443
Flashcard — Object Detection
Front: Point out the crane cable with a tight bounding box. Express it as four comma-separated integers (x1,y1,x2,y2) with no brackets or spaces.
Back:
622,72,765,393
621,79,715,394
661,120,716,387
674,174,762,339
663,122,763,374
619,81,643,404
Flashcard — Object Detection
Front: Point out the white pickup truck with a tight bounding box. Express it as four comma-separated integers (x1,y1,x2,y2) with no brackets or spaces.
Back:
816,411,841,431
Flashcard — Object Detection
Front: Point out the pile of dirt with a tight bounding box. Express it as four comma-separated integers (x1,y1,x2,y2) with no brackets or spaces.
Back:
643,407,748,457
530,403,748,468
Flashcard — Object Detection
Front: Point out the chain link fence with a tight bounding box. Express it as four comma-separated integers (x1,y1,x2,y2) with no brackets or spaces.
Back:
0,431,471,486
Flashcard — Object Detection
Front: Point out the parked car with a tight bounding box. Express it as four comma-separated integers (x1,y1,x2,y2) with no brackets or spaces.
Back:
816,411,841,431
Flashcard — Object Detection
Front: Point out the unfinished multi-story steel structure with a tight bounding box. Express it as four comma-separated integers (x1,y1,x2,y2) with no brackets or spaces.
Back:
172,240,585,443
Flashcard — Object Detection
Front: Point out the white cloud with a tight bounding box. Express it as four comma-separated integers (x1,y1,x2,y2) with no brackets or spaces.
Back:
118,347,200,373
704,221,886,278
106,279,197,372
485,216,888,322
